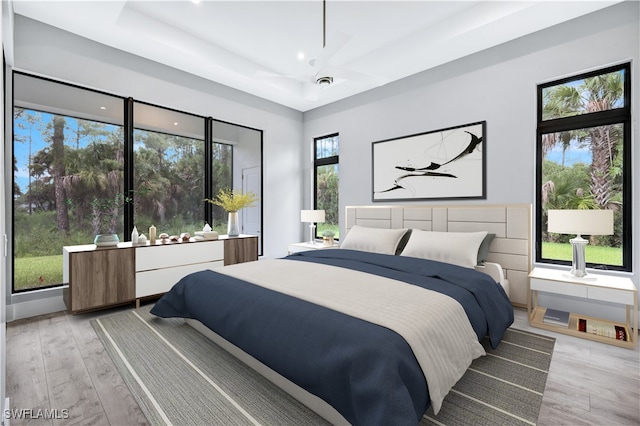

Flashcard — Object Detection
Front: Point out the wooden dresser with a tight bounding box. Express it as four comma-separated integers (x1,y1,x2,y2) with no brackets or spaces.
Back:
63,234,258,314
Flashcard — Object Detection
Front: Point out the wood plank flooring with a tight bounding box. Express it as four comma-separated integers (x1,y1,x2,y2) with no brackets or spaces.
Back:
5,306,640,425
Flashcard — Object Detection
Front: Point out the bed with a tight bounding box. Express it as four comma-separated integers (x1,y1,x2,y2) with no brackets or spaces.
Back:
151,204,531,425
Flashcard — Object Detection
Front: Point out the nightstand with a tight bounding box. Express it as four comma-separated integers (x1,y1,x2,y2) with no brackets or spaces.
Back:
528,267,637,348
288,241,340,254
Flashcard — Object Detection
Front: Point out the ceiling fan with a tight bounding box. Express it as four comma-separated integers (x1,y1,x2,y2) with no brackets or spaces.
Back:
257,0,387,100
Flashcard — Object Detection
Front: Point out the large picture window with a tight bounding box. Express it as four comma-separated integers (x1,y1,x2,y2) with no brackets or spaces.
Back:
314,134,339,239
11,73,263,293
536,63,631,271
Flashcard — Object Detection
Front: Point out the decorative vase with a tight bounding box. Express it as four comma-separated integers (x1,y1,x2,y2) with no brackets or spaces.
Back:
94,233,120,247
227,211,240,237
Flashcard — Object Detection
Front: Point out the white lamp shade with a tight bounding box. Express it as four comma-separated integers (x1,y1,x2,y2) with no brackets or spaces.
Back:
301,209,325,223
547,209,614,236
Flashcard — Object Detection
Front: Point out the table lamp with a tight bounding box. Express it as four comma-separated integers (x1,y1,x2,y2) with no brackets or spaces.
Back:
301,209,325,244
547,209,614,277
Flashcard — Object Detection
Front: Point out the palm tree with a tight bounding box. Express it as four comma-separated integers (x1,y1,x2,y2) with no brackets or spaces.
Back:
542,71,623,211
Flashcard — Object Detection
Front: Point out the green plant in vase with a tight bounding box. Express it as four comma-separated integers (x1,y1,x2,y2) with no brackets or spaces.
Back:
205,188,258,237
322,229,335,246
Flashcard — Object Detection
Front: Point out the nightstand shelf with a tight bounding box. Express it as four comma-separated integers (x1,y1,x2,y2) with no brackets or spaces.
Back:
529,307,632,348
528,267,637,349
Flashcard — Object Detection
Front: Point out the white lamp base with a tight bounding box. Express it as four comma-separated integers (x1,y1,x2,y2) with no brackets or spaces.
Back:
308,224,317,244
569,235,588,277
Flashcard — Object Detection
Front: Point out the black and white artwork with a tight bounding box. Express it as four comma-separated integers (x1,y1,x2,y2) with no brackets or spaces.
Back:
372,121,486,201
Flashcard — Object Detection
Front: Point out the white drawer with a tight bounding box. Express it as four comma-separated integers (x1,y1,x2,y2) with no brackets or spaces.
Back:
587,286,634,305
529,278,587,298
136,240,223,272
136,260,223,298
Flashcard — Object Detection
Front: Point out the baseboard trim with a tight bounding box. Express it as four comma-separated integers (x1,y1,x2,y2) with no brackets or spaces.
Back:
8,292,66,321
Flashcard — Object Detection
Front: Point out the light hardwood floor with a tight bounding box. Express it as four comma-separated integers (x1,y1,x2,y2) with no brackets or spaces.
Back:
5,305,640,425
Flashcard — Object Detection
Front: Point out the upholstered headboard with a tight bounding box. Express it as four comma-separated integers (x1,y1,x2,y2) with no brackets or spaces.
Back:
345,204,531,307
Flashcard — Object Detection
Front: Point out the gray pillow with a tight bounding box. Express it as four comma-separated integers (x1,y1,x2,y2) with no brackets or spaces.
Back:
477,233,495,265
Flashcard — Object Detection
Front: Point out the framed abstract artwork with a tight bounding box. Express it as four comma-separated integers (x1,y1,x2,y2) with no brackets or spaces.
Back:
372,121,486,201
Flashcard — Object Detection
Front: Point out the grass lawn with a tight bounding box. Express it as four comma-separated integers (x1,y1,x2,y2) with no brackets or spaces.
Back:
542,242,622,266
14,255,64,291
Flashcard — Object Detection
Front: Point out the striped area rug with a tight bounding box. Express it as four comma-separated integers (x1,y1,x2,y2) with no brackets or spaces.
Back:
92,308,554,426
422,328,555,426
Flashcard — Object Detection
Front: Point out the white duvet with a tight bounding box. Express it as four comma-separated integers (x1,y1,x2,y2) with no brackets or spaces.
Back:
218,258,485,414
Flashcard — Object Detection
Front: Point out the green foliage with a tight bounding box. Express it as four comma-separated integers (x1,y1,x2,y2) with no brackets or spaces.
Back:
540,69,625,256
316,165,339,225
13,110,237,291
205,188,258,212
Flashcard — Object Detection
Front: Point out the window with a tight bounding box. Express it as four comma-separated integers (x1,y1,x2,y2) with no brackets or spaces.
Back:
133,102,206,237
11,72,264,293
314,134,339,239
536,63,631,271
13,73,125,292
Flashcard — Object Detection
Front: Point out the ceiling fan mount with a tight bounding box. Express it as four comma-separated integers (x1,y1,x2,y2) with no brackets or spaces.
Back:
316,76,333,86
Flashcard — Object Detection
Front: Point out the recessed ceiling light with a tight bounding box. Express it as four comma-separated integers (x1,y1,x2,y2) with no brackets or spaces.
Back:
297,52,305,61
100,106,106,110
174,122,179,126
191,0,201,4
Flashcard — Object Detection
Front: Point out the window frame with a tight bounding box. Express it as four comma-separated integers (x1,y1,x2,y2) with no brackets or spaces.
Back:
535,62,632,272
313,133,339,240
10,71,263,293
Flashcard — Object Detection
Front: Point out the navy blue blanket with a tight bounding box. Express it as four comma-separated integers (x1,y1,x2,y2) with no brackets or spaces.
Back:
151,249,513,425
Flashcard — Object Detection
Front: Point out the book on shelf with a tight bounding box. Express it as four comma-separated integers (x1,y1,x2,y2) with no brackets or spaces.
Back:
577,318,627,341
543,308,570,327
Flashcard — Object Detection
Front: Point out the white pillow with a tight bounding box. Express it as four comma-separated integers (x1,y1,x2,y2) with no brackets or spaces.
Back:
400,230,488,268
341,225,409,255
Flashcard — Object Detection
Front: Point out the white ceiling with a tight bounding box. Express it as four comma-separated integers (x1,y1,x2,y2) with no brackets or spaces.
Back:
9,0,622,112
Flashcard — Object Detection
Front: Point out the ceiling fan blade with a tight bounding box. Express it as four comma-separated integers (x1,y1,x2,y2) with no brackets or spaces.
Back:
256,69,311,84
319,65,390,87
309,31,351,70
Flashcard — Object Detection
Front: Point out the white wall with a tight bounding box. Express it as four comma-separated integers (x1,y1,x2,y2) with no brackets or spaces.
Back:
302,2,639,320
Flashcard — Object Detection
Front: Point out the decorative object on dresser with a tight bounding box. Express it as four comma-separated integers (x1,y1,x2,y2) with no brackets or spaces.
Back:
372,121,486,202
205,188,259,237
149,224,156,245
300,209,325,244
528,267,637,348
194,222,218,241
546,209,614,278
93,233,120,247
